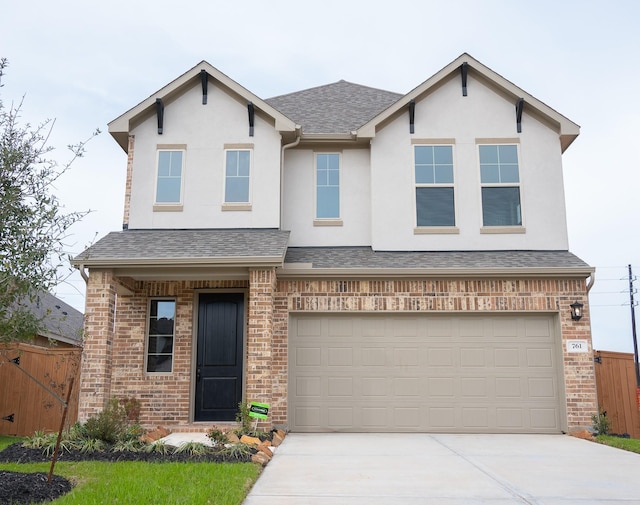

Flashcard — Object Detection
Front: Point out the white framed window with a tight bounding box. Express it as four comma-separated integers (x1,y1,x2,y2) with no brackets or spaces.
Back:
155,150,184,204
315,153,340,219
146,299,176,373
479,144,522,226
224,149,252,203
414,145,455,226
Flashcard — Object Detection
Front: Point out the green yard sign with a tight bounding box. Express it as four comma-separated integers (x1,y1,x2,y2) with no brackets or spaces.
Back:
249,402,270,420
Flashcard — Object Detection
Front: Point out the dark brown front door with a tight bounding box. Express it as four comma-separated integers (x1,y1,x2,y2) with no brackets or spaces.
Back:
195,293,244,421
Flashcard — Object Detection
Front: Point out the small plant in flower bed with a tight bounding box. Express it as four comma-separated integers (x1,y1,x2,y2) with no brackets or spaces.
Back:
0,396,254,464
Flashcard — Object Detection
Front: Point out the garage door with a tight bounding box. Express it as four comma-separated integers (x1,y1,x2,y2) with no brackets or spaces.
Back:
289,314,564,433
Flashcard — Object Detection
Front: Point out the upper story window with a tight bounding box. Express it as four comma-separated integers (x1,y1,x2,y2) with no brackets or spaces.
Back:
315,153,340,219
479,144,522,226
414,145,455,227
146,299,176,373
224,149,251,203
155,150,184,204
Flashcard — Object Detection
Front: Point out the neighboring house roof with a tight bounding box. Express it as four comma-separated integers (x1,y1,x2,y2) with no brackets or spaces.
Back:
108,61,299,152
23,292,83,345
73,229,291,269
265,80,402,135
281,248,594,278
356,53,580,152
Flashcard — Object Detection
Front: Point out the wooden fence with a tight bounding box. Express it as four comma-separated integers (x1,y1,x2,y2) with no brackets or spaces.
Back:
0,343,81,437
593,350,640,439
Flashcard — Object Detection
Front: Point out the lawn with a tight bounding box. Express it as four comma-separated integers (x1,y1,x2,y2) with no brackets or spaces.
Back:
596,435,640,454
0,435,261,505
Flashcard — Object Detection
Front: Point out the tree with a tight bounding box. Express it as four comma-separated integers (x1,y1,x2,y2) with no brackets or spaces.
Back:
0,58,98,343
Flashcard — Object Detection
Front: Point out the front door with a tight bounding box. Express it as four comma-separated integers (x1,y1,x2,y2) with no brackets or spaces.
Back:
195,293,244,421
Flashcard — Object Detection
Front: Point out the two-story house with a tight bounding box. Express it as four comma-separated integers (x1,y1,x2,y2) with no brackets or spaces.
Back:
73,53,596,433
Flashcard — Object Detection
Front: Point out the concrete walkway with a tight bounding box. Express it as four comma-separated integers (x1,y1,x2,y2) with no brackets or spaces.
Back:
243,433,640,504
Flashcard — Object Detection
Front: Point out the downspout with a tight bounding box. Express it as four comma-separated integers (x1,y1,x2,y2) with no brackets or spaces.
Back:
78,264,89,284
279,126,302,229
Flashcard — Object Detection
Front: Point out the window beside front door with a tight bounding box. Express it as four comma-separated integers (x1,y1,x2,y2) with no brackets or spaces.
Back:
479,144,522,226
224,149,251,203
155,150,184,204
414,145,455,227
315,153,340,219
146,299,176,373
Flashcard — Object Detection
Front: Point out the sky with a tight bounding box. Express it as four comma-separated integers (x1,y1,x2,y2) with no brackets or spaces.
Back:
2,0,639,353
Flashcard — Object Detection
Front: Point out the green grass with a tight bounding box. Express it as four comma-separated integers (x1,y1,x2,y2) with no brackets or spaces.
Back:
0,435,22,451
0,460,261,504
596,435,640,454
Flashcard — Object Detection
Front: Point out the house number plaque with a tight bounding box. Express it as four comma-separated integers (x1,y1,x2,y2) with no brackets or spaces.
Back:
566,340,589,353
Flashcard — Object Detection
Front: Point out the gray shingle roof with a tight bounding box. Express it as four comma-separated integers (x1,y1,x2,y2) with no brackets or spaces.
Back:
73,229,291,265
283,247,592,272
266,80,402,134
21,292,84,344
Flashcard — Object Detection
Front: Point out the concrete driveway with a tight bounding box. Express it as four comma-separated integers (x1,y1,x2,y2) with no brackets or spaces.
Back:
244,433,640,504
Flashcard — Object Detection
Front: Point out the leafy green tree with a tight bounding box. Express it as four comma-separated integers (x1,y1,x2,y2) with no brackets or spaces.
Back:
0,58,98,342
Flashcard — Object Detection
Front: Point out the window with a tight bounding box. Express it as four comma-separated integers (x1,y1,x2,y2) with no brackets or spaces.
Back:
146,300,175,373
479,144,522,226
225,149,251,203
155,150,184,204
315,153,340,219
414,145,455,226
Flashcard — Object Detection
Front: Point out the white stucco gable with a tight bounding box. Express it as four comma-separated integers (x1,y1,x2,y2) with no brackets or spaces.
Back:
356,53,579,153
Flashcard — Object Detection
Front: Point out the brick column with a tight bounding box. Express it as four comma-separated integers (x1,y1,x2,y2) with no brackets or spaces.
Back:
246,268,276,427
78,270,117,421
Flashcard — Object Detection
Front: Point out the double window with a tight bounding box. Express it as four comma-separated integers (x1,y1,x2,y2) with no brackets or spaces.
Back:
224,149,251,203
479,144,522,226
146,299,176,373
155,150,184,204
315,153,340,219
414,145,455,227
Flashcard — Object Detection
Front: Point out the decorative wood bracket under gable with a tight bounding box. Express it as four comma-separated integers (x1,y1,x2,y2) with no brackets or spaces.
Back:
247,101,255,137
516,98,524,133
408,99,416,134
460,62,468,96
155,98,164,134
200,69,208,104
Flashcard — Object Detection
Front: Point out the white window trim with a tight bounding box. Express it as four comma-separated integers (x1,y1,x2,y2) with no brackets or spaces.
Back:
413,143,457,229
314,152,342,220
154,148,186,207
222,147,253,205
477,142,525,229
145,298,176,375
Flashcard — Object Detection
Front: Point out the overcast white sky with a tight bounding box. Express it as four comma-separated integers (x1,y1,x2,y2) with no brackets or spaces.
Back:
2,0,639,353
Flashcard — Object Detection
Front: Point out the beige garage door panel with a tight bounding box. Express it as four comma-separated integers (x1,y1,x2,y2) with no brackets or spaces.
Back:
289,314,564,433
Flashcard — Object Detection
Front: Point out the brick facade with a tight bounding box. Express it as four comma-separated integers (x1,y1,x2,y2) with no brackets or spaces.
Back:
78,271,597,431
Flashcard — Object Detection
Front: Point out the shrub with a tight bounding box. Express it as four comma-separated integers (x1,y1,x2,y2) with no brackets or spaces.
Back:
235,402,252,434
83,398,129,443
592,408,611,435
207,428,229,446
120,397,141,423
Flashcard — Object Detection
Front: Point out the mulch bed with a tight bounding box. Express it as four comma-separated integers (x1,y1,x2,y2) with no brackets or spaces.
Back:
0,471,71,505
0,443,252,504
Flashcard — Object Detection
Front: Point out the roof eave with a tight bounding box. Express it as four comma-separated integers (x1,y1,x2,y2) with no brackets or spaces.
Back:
74,255,286,269
277,266,595,279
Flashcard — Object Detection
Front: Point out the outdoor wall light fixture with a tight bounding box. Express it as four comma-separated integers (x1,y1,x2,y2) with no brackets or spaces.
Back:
570,301,584,321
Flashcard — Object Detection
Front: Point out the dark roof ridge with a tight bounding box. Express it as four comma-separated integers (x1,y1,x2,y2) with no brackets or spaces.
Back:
267,79,402,101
